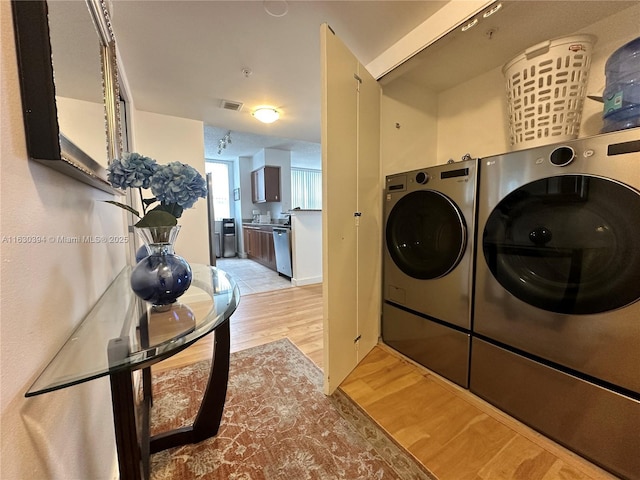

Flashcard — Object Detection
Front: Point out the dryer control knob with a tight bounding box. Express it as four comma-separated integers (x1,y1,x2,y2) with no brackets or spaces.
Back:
415,172,430,184
549,146,575,166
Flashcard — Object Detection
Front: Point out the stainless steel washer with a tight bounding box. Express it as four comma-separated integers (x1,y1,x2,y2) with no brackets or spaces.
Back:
382,159,477,387
471,128,640,479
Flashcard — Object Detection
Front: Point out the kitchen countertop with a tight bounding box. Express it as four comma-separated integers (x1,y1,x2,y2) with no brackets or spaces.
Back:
242,222,291,229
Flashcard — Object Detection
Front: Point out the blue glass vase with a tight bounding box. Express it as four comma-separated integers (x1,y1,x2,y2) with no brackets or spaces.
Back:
130,225,192,306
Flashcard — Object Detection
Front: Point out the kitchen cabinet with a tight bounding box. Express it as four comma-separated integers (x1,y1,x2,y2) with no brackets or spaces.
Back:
243,225,276,271
320,24,381,394
251,166,280,203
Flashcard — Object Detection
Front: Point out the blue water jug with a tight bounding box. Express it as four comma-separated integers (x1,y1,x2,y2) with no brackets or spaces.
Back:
602,36,640,133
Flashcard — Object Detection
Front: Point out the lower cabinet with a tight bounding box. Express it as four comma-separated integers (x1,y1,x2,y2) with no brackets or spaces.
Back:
243,226,276,271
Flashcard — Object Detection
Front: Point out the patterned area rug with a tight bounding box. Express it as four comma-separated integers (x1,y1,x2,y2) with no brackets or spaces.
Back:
150,339,436,479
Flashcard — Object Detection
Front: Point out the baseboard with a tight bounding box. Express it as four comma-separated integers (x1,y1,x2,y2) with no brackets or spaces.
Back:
292,276,322,287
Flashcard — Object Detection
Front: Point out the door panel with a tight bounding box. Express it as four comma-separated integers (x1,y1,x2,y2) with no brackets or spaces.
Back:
321,23,359,394
321,24,381,394
355,61,381,363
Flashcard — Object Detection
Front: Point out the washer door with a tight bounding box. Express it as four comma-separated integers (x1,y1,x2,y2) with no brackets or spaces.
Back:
483,175,640,314
386,190,467,279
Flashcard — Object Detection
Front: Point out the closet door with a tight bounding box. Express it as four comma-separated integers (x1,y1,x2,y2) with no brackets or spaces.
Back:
320,23,381,394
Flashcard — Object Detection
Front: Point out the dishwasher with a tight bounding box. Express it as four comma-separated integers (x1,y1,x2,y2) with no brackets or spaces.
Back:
272,227,292,278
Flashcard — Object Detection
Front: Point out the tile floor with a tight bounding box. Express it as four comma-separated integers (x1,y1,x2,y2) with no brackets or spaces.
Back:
215,257,293,295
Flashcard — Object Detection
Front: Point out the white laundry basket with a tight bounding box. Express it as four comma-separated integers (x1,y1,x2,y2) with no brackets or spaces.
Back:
503,34,596,150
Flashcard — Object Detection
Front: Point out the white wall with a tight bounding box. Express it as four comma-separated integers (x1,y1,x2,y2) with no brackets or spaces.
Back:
291,210,322,286
55,96,109,167
381,3,640,174
1,3,127,478
380,78,438,175
436,66,508,164
129,110,209,266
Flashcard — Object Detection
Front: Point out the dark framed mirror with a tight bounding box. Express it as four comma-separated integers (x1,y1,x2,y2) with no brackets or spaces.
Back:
11,0,121,193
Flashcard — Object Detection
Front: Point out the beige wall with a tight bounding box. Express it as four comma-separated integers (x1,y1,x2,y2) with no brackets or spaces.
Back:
380,3,640,175
436,66,508,164
1,2,127,478
56,96,110,167
380,78,438,175
129,109,209,266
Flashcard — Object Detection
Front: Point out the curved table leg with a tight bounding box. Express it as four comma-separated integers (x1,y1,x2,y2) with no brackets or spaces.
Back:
149,318,230,453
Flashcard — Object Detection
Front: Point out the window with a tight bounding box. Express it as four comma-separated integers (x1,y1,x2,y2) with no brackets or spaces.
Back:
291,168,322,210
205,161,232,220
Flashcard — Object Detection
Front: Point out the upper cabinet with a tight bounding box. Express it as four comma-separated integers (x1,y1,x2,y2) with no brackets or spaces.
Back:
251,166,281,203
378,0,640,175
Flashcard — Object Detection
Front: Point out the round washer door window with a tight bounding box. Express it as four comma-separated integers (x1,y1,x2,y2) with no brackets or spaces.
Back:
483,175,640,314
386,190,467,279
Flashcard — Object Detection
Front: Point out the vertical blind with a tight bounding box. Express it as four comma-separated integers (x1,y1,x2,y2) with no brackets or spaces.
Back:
291,168,322,209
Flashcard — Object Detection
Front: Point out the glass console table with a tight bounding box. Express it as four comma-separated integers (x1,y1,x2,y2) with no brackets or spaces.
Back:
26,264,240,480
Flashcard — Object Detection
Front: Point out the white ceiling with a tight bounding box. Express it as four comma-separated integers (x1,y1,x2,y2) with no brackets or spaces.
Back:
106,0,449,168
51,1,639,169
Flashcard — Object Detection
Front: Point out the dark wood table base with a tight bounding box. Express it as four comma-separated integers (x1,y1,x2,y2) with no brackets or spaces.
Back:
109,319,231,480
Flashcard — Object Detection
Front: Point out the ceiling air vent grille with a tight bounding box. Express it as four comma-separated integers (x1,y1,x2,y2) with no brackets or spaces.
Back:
220,99,244,112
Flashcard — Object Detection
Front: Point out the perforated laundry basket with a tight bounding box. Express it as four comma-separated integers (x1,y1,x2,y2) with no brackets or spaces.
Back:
503,34,596,150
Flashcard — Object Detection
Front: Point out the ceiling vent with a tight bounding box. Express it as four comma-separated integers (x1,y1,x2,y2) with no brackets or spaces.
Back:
220,99,244,112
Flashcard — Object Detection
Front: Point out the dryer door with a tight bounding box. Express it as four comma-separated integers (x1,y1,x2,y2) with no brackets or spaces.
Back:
386,190,467,279
483,175,640,314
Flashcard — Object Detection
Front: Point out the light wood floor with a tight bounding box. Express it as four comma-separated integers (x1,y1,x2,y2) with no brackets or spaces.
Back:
152,286,617,480
152,284,323,375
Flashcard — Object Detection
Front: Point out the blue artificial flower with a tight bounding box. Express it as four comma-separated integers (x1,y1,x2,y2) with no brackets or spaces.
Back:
150,162,207,210
107,152,158,189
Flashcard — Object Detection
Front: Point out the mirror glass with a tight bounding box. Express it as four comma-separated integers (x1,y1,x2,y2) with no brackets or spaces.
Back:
47,0,109,167
12,0,120,193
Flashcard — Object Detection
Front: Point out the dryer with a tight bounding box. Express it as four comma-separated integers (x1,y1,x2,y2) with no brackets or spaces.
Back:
382,159,477,387
471,128,640,480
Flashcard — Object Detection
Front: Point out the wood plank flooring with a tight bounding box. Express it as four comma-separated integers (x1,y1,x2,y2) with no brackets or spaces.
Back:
152,284,323,375
152,285,617,480
340,344,617,480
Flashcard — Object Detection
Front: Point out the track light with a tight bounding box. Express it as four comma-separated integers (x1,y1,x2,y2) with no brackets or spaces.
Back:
217,131,232,155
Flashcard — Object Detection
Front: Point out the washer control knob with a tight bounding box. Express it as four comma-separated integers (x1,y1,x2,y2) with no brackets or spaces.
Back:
549,146,575,166
415,172,429,184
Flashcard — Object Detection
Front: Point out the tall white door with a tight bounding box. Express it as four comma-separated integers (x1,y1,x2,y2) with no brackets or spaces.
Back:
320,23,381,394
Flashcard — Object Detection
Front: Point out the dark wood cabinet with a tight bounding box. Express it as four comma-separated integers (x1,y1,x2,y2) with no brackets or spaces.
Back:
251,166,281,203
243,225,277,271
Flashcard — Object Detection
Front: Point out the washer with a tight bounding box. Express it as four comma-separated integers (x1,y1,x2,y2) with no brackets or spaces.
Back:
382,159,477,387
471,128,640,480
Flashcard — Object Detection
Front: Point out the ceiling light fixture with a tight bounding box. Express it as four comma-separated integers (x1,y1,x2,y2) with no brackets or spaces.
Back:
461,4,502,33
483,3,502,18
252,107,280,124
461,18,478,32
217,131,232,155
263,0,288,17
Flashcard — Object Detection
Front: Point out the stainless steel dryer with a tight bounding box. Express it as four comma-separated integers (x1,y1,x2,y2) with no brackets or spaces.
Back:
471,128,640,480
382,159,477,387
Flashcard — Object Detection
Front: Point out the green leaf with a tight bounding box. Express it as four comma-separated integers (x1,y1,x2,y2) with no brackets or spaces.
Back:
142,197,158,206
154,203,184,219
104,200,141,218
134,210,178,228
